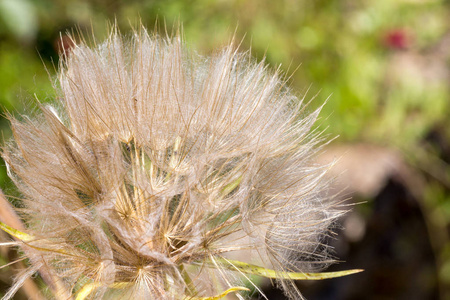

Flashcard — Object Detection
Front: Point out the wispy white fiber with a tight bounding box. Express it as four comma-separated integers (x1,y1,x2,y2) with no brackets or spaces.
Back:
1,26,342,299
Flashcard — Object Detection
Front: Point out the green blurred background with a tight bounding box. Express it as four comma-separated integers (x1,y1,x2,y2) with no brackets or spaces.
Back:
0,0,450,299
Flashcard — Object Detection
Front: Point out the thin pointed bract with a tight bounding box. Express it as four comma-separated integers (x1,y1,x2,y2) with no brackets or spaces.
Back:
203,258,363,280
0,25,355,299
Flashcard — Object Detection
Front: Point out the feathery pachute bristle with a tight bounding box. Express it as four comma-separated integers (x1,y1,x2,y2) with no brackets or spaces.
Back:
0,26,355,299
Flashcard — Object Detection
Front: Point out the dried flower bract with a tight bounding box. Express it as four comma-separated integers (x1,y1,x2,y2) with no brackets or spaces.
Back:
1,26,347,299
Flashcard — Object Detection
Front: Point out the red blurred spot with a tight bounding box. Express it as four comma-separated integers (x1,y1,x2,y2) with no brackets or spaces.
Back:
54,35,76,57
383,29,411,50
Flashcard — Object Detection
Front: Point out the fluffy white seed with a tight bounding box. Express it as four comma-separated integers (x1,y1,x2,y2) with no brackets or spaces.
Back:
1,26,341,299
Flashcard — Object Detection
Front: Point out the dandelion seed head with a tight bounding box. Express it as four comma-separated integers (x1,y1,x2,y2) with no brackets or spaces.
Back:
2,26,341,299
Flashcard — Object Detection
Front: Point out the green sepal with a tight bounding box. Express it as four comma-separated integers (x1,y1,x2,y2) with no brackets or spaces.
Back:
185,286,250,299
0,221,34,242
75,281,248,300
204,258,363,280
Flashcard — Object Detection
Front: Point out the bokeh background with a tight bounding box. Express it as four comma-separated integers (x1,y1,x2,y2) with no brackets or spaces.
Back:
0,0,449,299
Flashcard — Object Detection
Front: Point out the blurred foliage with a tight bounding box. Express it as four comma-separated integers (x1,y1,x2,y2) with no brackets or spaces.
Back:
1,0,450,299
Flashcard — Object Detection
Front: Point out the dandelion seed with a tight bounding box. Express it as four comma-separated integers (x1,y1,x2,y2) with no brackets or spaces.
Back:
0,25,359,300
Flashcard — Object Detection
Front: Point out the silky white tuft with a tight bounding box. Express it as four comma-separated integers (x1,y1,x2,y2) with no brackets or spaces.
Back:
1,26,343,299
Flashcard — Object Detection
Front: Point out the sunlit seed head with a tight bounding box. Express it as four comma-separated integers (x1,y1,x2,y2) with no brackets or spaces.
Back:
1,25,343,299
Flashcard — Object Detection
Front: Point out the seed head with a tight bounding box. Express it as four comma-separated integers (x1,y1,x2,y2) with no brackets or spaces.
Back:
1,26,342,299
